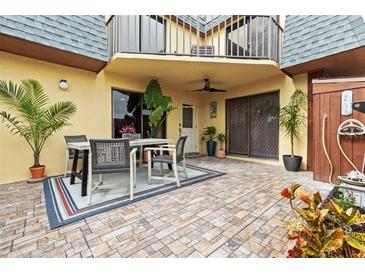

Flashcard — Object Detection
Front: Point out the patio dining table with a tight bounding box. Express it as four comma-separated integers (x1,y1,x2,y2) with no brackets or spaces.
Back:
67,138,174,197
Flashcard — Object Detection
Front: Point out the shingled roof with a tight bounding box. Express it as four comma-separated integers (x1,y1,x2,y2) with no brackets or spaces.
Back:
0,15,108,61
281,15,365,69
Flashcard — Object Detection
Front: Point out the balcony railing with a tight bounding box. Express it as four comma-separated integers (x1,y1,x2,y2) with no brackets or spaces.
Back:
107,15,283,63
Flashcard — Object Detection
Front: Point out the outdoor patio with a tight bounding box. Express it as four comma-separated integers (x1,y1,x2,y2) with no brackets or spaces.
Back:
0,157,332,258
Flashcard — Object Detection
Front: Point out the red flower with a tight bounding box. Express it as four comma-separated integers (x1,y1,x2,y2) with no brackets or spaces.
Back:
281,188,291,199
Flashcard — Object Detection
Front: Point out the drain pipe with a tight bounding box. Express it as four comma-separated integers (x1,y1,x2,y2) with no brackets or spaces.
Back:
322,113,335,184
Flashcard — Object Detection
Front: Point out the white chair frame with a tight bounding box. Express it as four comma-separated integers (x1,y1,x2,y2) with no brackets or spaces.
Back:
87,148,138,205
145,144,187,187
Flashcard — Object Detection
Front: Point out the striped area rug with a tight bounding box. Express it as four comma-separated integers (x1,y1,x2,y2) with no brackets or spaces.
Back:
43,164,225,229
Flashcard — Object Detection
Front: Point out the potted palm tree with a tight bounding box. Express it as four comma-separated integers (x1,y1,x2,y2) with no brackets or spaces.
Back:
201,126,217,156
216,132,226,158
279,89,307,172
0,79,76,179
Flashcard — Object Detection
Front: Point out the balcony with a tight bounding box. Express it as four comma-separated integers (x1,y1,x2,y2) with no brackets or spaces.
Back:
106,15,283,63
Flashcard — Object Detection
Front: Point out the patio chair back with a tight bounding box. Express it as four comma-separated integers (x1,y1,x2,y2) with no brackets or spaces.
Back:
64,135,88,158
176,136,188,162
89,139,131,174
122,133,141,140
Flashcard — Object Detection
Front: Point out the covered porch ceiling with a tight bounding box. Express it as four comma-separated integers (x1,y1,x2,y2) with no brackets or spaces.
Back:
103,53,285,91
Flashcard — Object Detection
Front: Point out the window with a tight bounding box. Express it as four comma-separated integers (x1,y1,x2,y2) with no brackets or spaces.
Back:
118,15,165,53
112,89,166,138
112,90,142,138
182,105,193,128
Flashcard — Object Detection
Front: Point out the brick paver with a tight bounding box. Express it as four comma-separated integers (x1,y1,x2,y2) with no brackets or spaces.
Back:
0,157,331,258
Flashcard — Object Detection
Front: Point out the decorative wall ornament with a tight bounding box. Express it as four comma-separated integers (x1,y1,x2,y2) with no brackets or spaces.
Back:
210,101,217,118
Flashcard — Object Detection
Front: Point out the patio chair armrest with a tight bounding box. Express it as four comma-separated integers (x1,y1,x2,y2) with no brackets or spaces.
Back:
130,147,138,156
144,147,176,153
159,144,176,148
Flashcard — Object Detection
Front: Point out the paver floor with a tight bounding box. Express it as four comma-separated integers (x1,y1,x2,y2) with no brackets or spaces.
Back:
0,157,331,258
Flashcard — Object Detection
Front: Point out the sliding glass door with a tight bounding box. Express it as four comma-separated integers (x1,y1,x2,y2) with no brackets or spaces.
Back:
226,91,279,159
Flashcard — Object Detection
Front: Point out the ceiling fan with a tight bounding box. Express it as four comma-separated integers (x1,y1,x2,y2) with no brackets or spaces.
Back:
191,79,226,93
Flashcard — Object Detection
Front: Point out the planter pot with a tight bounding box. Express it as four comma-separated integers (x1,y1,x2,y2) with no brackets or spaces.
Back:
206,140,217,156
283,155,302,172
143,150,149,163
29,165,45,179
216,149,225,158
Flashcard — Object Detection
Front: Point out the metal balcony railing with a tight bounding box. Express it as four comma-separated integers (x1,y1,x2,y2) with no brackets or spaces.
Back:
106,15,283,63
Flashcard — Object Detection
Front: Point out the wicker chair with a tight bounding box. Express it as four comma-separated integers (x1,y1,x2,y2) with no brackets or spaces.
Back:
145,136,188,187
88,139,137,204
64,135,88,177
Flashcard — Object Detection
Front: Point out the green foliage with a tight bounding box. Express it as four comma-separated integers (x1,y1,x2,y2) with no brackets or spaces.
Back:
279,89,307,157
144,80,176,136
281,185,365,258
201,126,217,142
0,79,76,167
216,132,226,149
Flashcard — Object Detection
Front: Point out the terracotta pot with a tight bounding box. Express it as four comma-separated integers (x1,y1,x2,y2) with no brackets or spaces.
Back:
216,149,226,158
143,151,149,163
29,165,45,179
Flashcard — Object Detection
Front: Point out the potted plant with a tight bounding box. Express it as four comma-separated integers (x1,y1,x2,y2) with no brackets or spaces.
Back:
119,123,136,139
281,184,365,258
144,80,176,161
144,80,176,138
279,89,307,171
0,79,76,179
201,126,217,156
216,132,226,158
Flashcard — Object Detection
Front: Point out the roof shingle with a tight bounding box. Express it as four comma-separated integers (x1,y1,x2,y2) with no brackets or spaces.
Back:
0,15,108,61
281,15,365,69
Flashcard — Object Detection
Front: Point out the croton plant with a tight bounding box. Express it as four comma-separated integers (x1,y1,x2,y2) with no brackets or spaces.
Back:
281,184,365,258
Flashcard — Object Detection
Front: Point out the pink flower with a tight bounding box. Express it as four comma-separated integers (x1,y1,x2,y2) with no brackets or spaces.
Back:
119,124,136,134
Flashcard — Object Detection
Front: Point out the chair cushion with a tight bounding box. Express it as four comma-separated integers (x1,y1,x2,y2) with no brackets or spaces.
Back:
152,155,173,164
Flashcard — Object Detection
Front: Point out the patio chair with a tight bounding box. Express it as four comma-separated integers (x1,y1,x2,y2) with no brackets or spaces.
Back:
88,139,137,204
64,135,88,177
145,136,188,187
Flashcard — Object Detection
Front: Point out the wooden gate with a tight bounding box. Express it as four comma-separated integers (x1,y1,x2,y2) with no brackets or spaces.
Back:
311,78,365,182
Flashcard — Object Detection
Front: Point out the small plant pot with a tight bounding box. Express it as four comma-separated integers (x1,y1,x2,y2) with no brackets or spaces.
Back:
29,165,45,179
143,151,149,163
206,141,217,156
216,149,225,158
283,155,302,172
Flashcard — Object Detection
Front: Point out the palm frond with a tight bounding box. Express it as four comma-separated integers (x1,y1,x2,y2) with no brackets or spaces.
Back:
20,79,49,110
45,101,77,123
0,80,24,109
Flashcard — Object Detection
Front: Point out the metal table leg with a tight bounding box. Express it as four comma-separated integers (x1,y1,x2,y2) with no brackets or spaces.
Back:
70,149,79,185
81,149,89,197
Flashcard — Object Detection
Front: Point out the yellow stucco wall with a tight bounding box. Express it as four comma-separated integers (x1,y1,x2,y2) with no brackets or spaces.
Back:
0,51,205,184
0,48,308,185
198,73,308,169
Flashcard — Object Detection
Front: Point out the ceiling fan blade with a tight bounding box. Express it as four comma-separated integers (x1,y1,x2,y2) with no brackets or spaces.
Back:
189,88,206,92
209,88,226,92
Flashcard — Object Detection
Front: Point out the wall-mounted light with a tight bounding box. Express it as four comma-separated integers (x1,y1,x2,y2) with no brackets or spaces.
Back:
58,80,68,90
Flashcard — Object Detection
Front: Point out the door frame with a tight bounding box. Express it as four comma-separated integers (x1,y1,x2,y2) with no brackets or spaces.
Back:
180,99,198,153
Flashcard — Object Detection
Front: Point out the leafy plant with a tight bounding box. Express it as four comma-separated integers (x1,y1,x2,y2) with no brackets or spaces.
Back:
144,80,176,137
216,132,226,150
0,79,76,167
201,126,217,142
279,89,307,157
281,184,365,258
